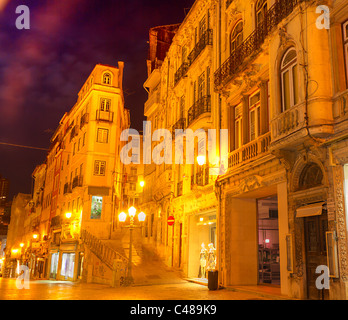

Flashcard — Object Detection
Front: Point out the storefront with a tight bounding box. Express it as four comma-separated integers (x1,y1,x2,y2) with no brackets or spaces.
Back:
187,209,217,282
49,251,59,279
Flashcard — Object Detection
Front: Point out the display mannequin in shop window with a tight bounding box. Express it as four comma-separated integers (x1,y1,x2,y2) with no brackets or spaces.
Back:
199,242,207,279
207,243,216,271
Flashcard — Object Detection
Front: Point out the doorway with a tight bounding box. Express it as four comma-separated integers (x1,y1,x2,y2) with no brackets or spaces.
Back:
257,196,280,285
304,211,329,300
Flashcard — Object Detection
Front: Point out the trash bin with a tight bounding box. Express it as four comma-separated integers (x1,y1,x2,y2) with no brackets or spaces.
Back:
208,270,218,290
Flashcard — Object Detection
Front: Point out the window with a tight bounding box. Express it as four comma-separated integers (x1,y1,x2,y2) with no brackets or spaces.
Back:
94,160,106,176
281,48,299,112
83,132,86,146
230,21,243,54
249,91,261,141
235,103,243,149
256,0,267,27
100,98,111,111
96,128,109,143
103,72,111,85
199,15,207,38
343,21,348,86
198,71,206,100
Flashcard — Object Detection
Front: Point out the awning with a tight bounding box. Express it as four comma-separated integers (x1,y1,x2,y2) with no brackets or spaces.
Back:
296,202,325,218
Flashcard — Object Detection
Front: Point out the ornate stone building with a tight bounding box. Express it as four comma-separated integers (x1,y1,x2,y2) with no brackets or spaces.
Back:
143,0,348,300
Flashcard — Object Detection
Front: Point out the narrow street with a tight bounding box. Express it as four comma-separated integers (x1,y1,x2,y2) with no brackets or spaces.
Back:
0,277,287,300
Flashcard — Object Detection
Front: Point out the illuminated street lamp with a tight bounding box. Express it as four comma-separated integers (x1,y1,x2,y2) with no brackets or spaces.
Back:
118,206,146,285
139,180,145,188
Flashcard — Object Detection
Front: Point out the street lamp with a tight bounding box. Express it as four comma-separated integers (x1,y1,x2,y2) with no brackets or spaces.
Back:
118,206,146,285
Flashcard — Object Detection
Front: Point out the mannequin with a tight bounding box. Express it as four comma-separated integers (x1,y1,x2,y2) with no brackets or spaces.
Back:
199,242,207,278
207,243,216,271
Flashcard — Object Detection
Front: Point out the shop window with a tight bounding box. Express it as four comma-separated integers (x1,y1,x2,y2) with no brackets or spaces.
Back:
343,21,348,87
230,20,243,55
60,253,75,279
90,196,103,219
280,48,299,112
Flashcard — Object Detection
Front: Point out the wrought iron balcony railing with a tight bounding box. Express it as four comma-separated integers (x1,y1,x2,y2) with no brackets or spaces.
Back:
187,95,211,126
174,29,213,86
172,117,186,134
70,124,79,141
214,0,304,90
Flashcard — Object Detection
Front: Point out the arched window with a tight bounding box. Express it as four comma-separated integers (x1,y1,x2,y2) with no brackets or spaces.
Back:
281,48,299,111
102,72,111,85
230,21,243,54
256,0,267,27
298,163,323,190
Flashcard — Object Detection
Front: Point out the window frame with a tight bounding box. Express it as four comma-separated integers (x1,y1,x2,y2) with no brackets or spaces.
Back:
234,103,243,150
280,48,299,112
100,98,111,112
96,128,109,143
255,0,267,27
230,20,243,55
249,90,261,141
102,72,112,85
94,160,106,176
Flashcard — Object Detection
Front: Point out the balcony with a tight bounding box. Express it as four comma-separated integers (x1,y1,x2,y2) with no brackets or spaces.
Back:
172,118,186,135
144,89,160,116
63,182,72,194
72,175,83,189
187,95,211,126
80,113,89,128
96,109,114,122
228,132,271,169
214,0,304,90
174,29,213,86
70,124,79,141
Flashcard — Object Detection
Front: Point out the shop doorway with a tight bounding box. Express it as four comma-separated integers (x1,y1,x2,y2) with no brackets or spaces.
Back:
257,196,280,285
60,252,75,280
49,252,59,279
304,211,329,300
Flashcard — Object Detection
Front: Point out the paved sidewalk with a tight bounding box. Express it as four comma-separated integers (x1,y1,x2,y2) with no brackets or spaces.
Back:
0,277,287,300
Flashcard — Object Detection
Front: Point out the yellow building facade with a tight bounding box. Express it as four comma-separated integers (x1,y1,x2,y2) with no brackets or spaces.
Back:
143,0,348,300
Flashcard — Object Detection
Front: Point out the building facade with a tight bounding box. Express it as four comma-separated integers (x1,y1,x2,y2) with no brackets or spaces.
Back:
142,0,348,300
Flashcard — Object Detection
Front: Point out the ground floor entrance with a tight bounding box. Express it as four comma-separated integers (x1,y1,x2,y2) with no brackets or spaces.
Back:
257,196,280,286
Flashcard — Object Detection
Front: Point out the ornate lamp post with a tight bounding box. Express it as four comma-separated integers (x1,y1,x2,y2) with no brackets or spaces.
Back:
118,206,146,285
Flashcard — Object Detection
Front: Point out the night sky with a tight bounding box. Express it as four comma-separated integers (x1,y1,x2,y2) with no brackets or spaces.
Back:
0,0,194,200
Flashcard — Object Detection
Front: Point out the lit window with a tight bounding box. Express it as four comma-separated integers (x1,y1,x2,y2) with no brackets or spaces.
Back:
103,72,111,85
100,98,111,111
281,48,299,112
249,91,261,141
96,128,109,143
94,160,106,176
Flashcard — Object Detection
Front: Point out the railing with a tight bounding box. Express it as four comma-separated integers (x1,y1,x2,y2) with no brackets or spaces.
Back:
214,0,305,90
80,113,89,128
96,109,114,122
187,95,211,126
271,103,306,141
80,229,128,271
72,175,83,189
172,118,186,134
63,182,72,194
228,132,271,168
174,29,213,86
